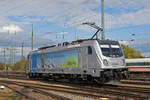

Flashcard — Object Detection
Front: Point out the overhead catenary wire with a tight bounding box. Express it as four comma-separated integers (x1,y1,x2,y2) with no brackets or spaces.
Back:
105,0,138,41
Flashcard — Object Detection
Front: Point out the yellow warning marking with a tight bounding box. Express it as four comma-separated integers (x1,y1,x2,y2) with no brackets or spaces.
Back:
99,98,109,100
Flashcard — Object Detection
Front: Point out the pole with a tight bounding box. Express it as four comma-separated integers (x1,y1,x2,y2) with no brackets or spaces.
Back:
14,49,15,64
11,44,13,65
12,44,14,64
8,30,11,66
56,34,58,45
21,42,24,60
75,30,77,40
31,23,34,50
101,0,105,40
14,31,16,64
21,42,24,70
3,48,6,72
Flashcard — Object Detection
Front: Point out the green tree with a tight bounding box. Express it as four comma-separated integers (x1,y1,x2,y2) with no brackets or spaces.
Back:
0,62,12,72
11,57,26,72
121,45,144,59
0,62,5,71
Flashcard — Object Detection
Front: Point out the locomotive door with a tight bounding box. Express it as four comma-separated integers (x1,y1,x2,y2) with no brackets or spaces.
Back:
81,47,88,69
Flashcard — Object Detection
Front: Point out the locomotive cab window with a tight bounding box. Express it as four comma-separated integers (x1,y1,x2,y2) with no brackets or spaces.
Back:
88,46,92,55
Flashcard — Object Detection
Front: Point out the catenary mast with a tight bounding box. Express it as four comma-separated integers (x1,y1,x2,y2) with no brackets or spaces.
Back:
101,0,105,40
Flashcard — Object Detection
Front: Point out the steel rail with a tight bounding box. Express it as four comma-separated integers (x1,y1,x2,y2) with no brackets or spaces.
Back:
1,80,72,100
1,83,37,100
1,79,150,100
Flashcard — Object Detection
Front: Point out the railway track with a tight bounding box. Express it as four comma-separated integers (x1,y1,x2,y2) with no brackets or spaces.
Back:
0,72,26,79
129,78,150,81
0,79,113,100
1,72,150,99
0,79,71,100
121,80,150,85
0,78,150,100
1,83,37,100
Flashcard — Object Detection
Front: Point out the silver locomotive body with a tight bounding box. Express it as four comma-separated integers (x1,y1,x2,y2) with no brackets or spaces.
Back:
26,39,128,83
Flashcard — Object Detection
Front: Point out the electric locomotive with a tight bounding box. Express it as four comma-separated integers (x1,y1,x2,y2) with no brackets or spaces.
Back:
26,38,128,83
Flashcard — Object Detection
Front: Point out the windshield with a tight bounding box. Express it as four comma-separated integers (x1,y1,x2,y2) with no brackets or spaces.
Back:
111,45,123,57
100,45,111,57
100,44,123,57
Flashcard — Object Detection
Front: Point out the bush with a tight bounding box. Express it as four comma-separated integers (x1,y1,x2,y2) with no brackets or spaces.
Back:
121,45,144,59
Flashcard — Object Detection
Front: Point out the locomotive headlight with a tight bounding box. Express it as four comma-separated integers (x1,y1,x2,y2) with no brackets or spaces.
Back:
103,59,109,66
121,59,125,66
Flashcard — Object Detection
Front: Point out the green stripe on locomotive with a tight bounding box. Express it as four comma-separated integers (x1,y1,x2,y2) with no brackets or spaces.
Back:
61,57,78,68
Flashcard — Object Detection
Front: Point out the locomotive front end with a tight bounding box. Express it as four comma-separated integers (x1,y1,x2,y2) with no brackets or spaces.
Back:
98,40,129,82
